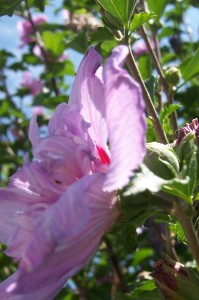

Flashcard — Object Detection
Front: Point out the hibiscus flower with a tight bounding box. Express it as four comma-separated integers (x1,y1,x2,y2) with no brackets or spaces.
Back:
0,45,146,299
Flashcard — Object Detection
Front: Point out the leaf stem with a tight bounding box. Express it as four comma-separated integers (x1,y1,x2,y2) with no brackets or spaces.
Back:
103,236,128,293
140,25,178,135
125,45,168,144
175,203,199,268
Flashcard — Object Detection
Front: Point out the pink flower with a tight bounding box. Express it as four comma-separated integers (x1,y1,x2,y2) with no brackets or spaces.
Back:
176,118,199,146
0,46,146,299
62,9,70,23
32,106,45,116
17,15,47,48
133,39,155,57
22,72,43,96
33,45,69,62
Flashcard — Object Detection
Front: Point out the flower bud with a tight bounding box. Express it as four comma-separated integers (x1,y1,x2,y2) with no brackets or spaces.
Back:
144,142,179,180
176,119,199,147
165,67,181,87
152,258,199,300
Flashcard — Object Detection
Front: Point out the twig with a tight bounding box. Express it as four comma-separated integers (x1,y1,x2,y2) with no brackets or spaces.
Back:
175,203,199,268
164,224,179,261
125,45,168,144
103,236,128,293
140,25,178,135
73,276,90,300
24,0,60,96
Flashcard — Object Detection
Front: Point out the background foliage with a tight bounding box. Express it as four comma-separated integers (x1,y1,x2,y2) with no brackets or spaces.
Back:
0,0,199,299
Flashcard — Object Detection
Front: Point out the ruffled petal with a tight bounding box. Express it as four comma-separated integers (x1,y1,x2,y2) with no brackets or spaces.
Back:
0,174,119,300
9,161,63,199
28,115,41,148
103,45,147,192
0,188,47,252
69,47,108,150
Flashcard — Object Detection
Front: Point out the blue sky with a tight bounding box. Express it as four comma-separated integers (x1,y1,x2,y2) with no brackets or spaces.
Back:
0,3,198,105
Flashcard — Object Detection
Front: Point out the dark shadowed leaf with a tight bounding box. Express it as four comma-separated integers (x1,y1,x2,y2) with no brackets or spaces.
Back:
0,0,23,17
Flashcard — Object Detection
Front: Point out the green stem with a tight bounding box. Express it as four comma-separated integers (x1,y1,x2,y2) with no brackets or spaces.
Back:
175,204,199,268
125,45,168,144
140,25,178,135
103,236,128,293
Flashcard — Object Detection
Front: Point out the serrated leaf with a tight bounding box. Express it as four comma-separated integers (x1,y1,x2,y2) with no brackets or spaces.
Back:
146,0,166,20
162,176,191,203
123,161,193,205
0,0,23,17
160,103,182,124
124,165,165,196
180,47,199,81
130,12,156,32
170,221,186,242
97,0,137,26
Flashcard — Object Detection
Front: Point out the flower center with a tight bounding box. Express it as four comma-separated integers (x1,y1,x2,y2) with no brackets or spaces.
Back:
96,145,110,165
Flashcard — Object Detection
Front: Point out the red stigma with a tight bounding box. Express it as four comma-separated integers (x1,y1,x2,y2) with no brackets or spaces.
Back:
96,145,110,165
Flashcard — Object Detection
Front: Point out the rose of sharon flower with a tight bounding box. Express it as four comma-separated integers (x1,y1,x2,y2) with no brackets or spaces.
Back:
17,15,47,48
133,39,155,58
0,45,146,300
176,118,199,146
22,72,43,96
33,45,69,62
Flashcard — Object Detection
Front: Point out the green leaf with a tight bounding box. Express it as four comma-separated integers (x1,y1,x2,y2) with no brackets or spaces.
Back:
115,281,161,299
113,221,138,252
138,54,152,80
146,0,166,20
33,0,45,11
133,248,154,267
100,40,118,57
67,32,88,54
0,0,23,17
90,27,114,45
97,0,137,26
160,103,182,124
0,101,10,116
130,12,156,32
162,176,192,203
51,60,75,77
170,221,185,243
180,47,199,81
145,75,156,103
41,31,65,57
124,165,165,195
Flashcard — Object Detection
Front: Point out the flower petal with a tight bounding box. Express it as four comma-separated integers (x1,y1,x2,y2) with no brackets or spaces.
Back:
103,45,147,192
0,188,46,251
69,47,108,149
0,174,119,300
28,115,41,148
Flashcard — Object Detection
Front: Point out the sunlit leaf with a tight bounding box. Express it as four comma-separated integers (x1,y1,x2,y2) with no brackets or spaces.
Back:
97,0,137,26
130,12,156,32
